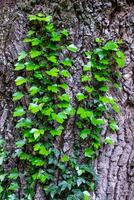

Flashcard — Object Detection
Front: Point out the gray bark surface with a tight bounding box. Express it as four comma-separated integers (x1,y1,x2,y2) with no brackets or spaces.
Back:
0,0,134,200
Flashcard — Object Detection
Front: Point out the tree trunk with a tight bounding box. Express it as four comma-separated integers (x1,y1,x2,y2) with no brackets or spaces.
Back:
0,0,134,200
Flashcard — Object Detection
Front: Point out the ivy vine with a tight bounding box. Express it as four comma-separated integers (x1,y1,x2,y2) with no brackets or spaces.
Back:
0,13,125,200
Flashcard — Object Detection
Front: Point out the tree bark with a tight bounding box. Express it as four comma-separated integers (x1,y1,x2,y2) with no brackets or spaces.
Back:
0,0,134,200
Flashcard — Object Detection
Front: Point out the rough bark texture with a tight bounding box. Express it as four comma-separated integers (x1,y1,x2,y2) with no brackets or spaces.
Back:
0,0,134,200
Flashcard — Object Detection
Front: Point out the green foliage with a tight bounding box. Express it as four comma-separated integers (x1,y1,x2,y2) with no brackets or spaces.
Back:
11,13,125,200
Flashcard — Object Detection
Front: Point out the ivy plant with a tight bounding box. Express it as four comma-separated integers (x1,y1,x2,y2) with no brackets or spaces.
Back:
0,13,125,200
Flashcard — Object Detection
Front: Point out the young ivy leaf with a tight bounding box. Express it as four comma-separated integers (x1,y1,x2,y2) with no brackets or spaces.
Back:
84,148,94,158
12,92,24,101
47,55,57,64
60,29,69,37
13,106,25,117
14,63,25,71
61,58,72,67
50,126,64,136
109,120,119,131
46,68,59,77
28,103,41,114
104,137,114,145
30,50,42,58
28,86,40,96
15,76,27,86
76,93,87,101
103,41,118,51
18,51,27,61
80,129,91,139
30,128,44,140
67,44,78,53
60,70,70,78
16,118,32,128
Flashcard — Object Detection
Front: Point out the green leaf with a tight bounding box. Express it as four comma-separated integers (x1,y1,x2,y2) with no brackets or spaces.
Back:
12,92,24,101
51,32,61,42
76,93,87,101
109,120,119,131
0,185,3,193
8,169,19,180
67,44,78,52
59,94,70,102
28,86,40,96
18,51,27,61
15,76,26,86
14,63,25,71
112,103,120,113
61,29,69,37
30,50,42,58
25,62,36,71
30,128,44,140
61,58,72,67
95,38,102,43
48,84,59,93
77,107,93,119
84,148,94,158
94,74,107,82
28,103,40,114
46,68,59,77
105,137,114,145
31,38,41,46
81,75,91,82
8,182,19,191
83,191,91,200
91,118,106,126
16,139,26,148
47,55,57,64
103,41,118,50
59,83,69,90
85,86,93,93
61,155,69,162
80,129,91,139
83,62,91,71
60,70,70,78
27,30,35,36
13,106,25,117
16,118,32,128
50,126,64,136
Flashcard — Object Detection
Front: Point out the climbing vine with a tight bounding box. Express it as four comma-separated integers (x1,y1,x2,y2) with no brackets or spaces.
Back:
0,13,125,200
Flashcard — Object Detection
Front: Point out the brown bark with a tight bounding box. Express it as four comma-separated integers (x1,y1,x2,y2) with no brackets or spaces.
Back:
0,0,134,200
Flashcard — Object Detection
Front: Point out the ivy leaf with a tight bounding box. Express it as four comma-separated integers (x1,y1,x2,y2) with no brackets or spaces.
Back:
105,137,114,145
8,182,19,191
59,83,69,90
13,106,25,117
46,68,59,77
91,118,106,126
47,55,57,64
103,41,118,50
28,103,41,114
52,113,65,124
83,62,92,71
30,50,42,58
18,51,27,61
76,93,87,101
84,148,94,158
60,70,70,78
48,84,59,93
50,126,64,136
16,118,32,128
80,129,91,139
0,185,3,193
8,169,19,180
14,63,25,71
112,103,120,113
51,32,61,42
94,74,107,82
28,86,40,96
16,139,26,148
61,58,72,67
31,38,41,46
83,191,91,200
15,76,26,86
85,86,93,93
12,92,24,101
30,128,44,140
77,178,85,187
67,44,78,52
109,120,119,131
81,75,91,82
61,155,69,162
25,62,36,71
61,29,69,37
59,94,70,102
